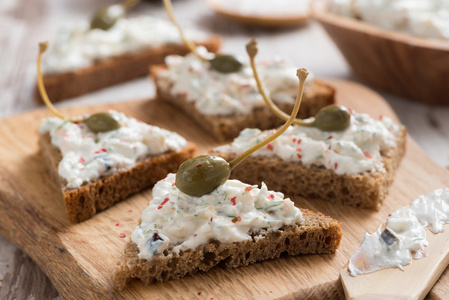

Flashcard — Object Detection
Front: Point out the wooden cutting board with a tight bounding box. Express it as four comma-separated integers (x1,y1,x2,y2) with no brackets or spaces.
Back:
1,79,449,300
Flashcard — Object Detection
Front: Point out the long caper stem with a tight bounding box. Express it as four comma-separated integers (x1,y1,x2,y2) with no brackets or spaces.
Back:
122,0,140,11
162,0,207,62
229,68,309,170
37,42,67,120
246,39,314,128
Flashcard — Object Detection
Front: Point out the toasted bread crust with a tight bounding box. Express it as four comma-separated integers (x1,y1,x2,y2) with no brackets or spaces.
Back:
151,66,335,142
211,128,407,210
39,133,196,222
112,208,342,289
36,37,221,102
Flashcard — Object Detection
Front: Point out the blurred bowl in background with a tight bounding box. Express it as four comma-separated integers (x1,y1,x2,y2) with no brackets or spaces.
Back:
313,0,449,105
206,0,310,28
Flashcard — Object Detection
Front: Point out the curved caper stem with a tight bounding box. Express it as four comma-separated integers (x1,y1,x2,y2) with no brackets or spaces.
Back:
37,43,120,132
229,68,309,170
162,0,207,62
246,39,314,128
122,0,140,11
37,42,68,120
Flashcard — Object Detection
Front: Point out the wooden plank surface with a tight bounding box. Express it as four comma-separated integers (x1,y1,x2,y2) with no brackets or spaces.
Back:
0,79,449,299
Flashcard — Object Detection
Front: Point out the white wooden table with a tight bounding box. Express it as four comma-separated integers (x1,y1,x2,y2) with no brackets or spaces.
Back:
1,0,448,298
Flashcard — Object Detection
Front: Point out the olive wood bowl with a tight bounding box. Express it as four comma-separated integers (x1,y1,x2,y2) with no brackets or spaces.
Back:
313,0,449,105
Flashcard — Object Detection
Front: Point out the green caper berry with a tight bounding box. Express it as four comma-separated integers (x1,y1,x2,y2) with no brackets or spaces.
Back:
175,155,231,197
209,55,243,73
313,105,351,131
90,4,125,31
85,112,121,133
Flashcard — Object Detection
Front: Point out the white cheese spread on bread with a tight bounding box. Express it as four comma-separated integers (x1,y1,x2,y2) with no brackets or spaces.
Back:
215,111,401,175
131,173,303,260
156,47,314,116
331,0,449,39
349,188,449,276
39,110,187,189
43,16,210,75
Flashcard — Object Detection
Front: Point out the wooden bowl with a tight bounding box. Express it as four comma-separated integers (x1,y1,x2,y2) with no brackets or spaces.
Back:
206,0,309,28
313,1,449,105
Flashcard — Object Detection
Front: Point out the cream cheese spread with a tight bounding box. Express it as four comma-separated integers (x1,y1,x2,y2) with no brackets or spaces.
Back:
348,188,449,276
131,173,303,260
39,110,187,189
156,47,314,116
43,16,210,75
214,111,401,175
331,0,449,39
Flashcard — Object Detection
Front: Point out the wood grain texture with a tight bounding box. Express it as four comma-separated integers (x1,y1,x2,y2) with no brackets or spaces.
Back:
313,1,449,105
0,79,449,299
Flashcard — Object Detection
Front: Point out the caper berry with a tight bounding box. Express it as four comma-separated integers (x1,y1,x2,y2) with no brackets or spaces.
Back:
85,112,121,133
313,105,351,131
90,4,125,31
175,155,231,197
209,55,243,73
246,39,351,132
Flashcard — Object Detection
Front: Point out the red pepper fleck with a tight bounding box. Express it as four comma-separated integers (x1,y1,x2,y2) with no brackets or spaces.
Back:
172,182,176,187
297,153,302,159
268,194,275,199
244,186,253,192
241,84,251,88
292,138,296,142
182,92,188,98
379,115,383,120
232,216,242,223
198,292,202,296
210,217,213,222
364,152,372,159
196,164,202,168
388,214,392,217
334,162,338,170
296,147,302,152
115,223,120,226
267,144,274,151
297,139,302,144
230,196,237,205
270,291,273,293
95,148,108,154
158,198,169,209
327,136,333,140
193,234,197,237
76,123,83,129
128,210,133,213
119,233,126,238
79,157,85,164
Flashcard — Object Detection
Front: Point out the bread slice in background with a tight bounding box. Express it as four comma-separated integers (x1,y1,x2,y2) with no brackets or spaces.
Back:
36,37,221,103
151,65,335,142
112,208,342,289
211,127,406,210
39,133,196,223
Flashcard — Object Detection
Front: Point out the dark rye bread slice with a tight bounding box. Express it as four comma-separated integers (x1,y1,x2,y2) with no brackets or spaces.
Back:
112,208,342,289
36,36,221,103
151,65,335,142
211,128,406,210
39,133,196,223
